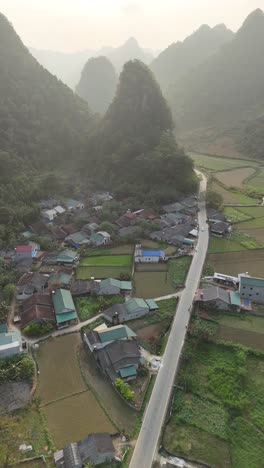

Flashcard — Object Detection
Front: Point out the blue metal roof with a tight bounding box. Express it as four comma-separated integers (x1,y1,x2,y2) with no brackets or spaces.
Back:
141,250,165,257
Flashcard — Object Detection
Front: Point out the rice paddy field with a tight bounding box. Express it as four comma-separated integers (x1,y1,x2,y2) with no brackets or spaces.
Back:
210,181,259,205
208,250,264,277
248,168,264,189
214,167,256,188
76,265,131,279
80,254,132,266
36,334,114,448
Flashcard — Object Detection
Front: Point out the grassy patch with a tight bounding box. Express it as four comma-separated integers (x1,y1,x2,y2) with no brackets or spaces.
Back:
168,256,192,287
80,255,132,266
134,270,174,298
248,168,264,189
76,295,124,321
237,217,264,228
224,206,252,223
86,245,135,256
236,206,264,218
208,236,246,253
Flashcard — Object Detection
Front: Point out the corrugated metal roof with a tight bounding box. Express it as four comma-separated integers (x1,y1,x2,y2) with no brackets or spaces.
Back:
52,289,76,315
56,310,77,324
145,299,159,310
16,245,34,252
141,250,164,257
119,365,137,378
48,273,71,285
120,281,132,290
240,275,264,288
0,330,21,346
98,325,136,343
125,298,148,314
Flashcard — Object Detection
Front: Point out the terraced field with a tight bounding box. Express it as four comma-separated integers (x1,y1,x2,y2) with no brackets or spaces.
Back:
189,153,255,171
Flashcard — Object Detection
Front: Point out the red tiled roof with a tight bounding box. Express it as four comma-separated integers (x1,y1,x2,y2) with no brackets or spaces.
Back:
16,245,34,253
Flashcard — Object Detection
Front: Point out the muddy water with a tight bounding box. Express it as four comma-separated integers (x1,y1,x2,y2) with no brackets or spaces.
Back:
36,334,114,448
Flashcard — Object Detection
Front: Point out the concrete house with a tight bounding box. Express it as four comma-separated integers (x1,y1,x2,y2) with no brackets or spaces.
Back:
15,245,37,260
48,272,72,289
54,432,115,467
56,249,79,265
65,231,90,249
90,232,111,246
134,245,165,263
84,324,136,352
239,274,264,304
52,289,78,328
21,294,55,329
71,279,100,297
103,298,158,324
16,272,48,301
96,339,141,381
0,325,23,359
197,287,231,310
54,205,66,215
98,278,132,295
65,199,84,211
210,221,231,237
42,209,58,222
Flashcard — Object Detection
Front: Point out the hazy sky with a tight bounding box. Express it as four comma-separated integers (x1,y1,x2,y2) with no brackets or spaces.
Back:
1,0,263,51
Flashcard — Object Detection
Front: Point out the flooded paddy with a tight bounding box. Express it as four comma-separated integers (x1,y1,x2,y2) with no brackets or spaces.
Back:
36,334,114,448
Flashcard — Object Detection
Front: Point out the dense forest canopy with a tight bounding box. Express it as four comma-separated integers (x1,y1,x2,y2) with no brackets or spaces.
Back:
150,24,233,90
167,9,264,158
76,56,118,114
83,60,196,204
0,13,95,168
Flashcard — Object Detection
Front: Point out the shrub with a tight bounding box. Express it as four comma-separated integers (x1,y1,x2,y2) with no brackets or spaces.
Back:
23,322,53,337
0,354,34,383
114,378,134,401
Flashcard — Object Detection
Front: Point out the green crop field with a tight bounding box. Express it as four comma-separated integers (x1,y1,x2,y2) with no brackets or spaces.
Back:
248,168,264,188
208,236,247,254
189,153,255,171
208,250,264,277
238,217,264,228
76,265,131,279
80,254,132,266
224,207,252,223
237,206,264,218
163,341,264,467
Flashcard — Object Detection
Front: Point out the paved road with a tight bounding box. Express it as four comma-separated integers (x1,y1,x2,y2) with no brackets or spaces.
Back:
129,171,209,468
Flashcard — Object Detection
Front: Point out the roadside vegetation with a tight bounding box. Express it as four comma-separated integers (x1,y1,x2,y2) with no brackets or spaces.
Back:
0,354,34,383
168,256,192,287
76,294,124,321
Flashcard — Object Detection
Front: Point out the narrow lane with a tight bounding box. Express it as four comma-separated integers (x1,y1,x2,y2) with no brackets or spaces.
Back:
129,171,209,468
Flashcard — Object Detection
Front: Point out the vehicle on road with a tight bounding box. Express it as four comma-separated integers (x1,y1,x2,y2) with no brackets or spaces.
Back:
201,226,205,231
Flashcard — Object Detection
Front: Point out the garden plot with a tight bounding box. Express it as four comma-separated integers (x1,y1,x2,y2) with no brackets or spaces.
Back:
248,168,264,188
224,207,252,223
214,167,255,188
208,250,264,277
77,254,132,279
210,181,258,205
134,271,174,298
80,255,132,266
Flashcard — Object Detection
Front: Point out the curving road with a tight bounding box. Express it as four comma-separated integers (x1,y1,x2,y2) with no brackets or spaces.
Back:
129,171,209,468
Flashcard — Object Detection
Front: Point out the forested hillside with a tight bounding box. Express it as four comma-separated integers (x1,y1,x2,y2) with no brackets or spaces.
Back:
84,60,196,205
0,13,95,168
76,57,118,114
151,24,233,90
168,9,264,158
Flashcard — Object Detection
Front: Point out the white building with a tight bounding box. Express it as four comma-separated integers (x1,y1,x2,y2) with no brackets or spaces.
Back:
134,244,166,263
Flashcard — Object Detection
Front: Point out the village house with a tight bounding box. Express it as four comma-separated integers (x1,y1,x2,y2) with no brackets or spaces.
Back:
162,202,185,213
210,221,231,237
20,294,55,329
42,208,58,222
82,222,99,235
196,287,242,311
160,212,190,228
15,245,37,260
134,245,165,263
98,278,132,295
90,231,111,246
84,324,136,352
48,272,72,289
53,205,66,215
95,339,141,382
16,272,49,301
52,288,78,328
207,209,227,224
150,223,195,247
91,192,113,204
0,325,23,359
65,231,90,249
103,298,158,324
71,278,100,296
29,221,51,237
65,199,84,211
54,432,115,467
44,249,79,266
239,274,264,304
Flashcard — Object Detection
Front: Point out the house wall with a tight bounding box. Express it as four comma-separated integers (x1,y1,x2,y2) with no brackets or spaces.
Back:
211,299,230,310
136,256,160,263
0,343,22,359
123,307,149,321
15,250,35,260
240,285,264,303
90,451,115,466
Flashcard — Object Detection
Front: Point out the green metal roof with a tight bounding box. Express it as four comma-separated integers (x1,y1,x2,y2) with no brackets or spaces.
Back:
48,273,71,286
56,310,77,324
67,232,88,244
98,325,136,343
52,289,76,315
145,299,159,310
240,275,264,288
125,298,148,315
119,365,137,378
0,330,21,346
22,231,33,239
90,233,104,243
230,291,241,306
59,249,77,259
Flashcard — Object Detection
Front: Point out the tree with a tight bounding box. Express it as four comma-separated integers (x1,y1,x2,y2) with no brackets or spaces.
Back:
114,378,134,401
206,190,223,209
2,284,16,304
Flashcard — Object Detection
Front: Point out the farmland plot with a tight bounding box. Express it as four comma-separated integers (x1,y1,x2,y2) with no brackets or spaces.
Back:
214,167,255,188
